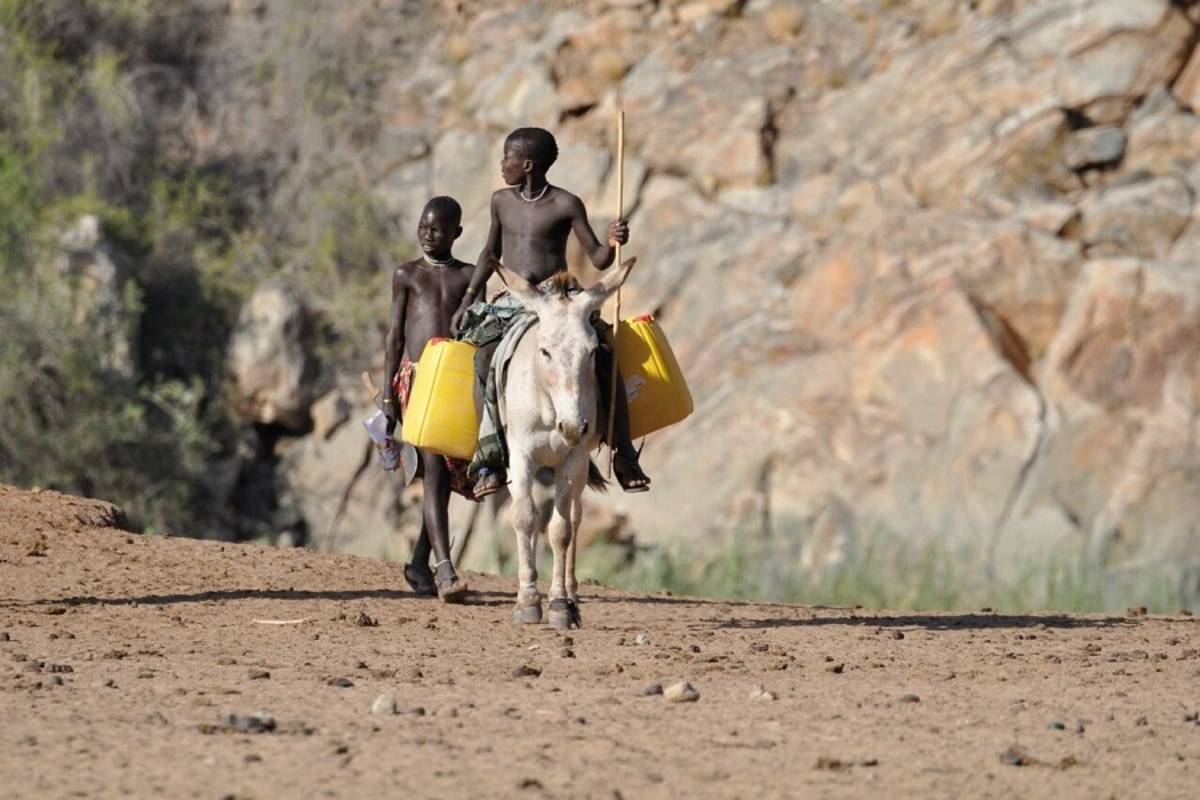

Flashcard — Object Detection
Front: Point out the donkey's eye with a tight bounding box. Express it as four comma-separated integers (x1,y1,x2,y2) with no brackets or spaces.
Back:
540,348,551,361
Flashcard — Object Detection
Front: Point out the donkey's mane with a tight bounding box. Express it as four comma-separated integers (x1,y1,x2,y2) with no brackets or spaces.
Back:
546,271,578,299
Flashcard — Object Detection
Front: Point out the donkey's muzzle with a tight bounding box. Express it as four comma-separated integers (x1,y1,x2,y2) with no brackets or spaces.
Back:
557,419,588,445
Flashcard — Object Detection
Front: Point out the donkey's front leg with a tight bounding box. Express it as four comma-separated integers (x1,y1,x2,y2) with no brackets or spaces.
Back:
509,458,542,625
565,487,582,605
547,456,586,630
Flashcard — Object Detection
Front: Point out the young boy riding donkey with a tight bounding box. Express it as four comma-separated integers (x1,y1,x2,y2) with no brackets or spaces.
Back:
382,196,474,603
449,126,649,627
451,126,652,500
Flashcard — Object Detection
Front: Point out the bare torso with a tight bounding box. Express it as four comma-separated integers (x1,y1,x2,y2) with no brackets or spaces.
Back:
394,257,473,362
494,186,596,284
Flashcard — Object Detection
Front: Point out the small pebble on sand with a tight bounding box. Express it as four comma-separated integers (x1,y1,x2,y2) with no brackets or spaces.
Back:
664,682,699,703
749,685,777,701
370,694,397,715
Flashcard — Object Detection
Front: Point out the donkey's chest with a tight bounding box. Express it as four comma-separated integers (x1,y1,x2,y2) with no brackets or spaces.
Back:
518,432,600,470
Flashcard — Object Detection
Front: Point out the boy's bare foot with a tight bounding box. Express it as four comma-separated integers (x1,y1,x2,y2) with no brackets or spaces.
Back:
613,452,650,493
472,468,506,499
403,563,437,597
435,559,469,604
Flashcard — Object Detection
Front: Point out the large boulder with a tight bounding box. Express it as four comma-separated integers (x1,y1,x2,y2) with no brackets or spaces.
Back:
228,285,311,431
1012,259,1200,602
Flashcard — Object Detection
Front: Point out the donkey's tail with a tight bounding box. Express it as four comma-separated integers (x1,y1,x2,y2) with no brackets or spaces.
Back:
587,459,609,493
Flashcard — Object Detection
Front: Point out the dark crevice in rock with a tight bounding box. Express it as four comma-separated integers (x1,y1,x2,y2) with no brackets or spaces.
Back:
325,441,375,553
985,386,1049,586
560,102,597,121
759,88,795,188
967,297,1035,388
1062,108,1093,131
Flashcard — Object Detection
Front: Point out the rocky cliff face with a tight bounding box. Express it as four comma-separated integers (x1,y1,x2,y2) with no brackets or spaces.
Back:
201,0,1200,603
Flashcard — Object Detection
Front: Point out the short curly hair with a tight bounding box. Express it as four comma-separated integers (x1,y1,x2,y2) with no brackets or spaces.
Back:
423,195,462,225
504,127,559,171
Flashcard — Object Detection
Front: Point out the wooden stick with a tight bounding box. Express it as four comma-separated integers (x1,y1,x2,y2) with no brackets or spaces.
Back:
606,109,625,478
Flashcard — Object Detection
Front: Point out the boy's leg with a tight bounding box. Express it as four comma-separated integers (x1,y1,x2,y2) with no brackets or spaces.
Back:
595,346,650,492
472,339,506,497
404,528,436,597
421,450,468,602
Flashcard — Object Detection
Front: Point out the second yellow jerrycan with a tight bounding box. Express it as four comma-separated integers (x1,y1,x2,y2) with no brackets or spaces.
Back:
401,338,479,460
614,315,693,440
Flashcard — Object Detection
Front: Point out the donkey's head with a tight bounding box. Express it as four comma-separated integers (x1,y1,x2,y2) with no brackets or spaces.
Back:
504,259,635,446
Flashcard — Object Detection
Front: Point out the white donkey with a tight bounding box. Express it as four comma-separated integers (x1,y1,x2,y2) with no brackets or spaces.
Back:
500,259,634,629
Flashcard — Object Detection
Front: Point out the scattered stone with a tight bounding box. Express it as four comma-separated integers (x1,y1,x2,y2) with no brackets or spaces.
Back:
101,679,116,688
816,757,878,771
51,676,64,686
891,631,905,640
354,612,379,628
1179,609,1194,617
512,665,541,679
404,707,426,717
561,636,574,647
1126,607,1148,618
248,670,270,680
826,663,845,674
999,745,1037,767
634,634,651,646
560,648,575,658
371,694,398,716
46,664,72,674
642,682,664,696
244,754,263,764
229,713,276,734
328,677,354,688
1135,715,1149,727
900,694,920,704
1048,721,1066,731
1076,720,1087,734
663,681,699,703
1183,711,1198,724
0,633,9,642
749,685,777,701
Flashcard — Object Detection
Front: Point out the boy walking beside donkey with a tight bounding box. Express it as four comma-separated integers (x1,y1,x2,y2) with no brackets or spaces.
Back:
381,196,474,602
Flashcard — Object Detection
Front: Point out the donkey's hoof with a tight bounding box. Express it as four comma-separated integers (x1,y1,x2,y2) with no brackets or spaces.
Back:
548,598,582,630
512,602,543,625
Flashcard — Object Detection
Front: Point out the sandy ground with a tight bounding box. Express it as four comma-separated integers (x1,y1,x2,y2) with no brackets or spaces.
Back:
2,484,1199,799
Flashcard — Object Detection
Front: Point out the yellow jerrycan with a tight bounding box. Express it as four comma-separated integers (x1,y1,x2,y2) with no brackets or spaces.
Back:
401,338,479,460
614,315,693,439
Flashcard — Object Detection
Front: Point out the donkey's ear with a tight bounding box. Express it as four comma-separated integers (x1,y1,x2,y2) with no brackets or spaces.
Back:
581,257,636,313
491,255,541,308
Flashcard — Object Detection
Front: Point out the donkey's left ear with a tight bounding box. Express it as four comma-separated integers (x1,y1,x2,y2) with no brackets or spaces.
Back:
581,257,636,313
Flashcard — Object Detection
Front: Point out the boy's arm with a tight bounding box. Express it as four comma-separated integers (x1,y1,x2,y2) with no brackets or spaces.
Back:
568,195,628,270
452,195,503,332
382,269,408,434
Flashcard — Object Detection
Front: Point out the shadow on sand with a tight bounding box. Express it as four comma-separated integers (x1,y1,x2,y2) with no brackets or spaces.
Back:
7,587,519,608
7,589,1150,630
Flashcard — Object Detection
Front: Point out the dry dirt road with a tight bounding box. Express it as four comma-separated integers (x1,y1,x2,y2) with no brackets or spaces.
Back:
2,484,1199,799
